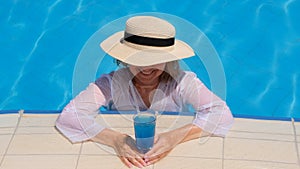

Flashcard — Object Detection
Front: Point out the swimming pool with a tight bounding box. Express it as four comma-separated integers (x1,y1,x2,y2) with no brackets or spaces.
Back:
0,0,299,119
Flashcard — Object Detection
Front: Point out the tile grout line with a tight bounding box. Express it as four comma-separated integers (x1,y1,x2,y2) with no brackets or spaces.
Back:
74,142,83,169
0,110,23,167
291,118,300,166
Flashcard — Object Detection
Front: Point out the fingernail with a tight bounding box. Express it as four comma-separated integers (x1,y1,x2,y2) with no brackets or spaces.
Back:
146,162,151,165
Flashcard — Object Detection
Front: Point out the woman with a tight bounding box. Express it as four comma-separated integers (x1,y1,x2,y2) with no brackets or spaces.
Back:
56,16,234,168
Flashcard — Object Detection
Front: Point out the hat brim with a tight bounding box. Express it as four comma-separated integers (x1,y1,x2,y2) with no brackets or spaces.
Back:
100,31,195,66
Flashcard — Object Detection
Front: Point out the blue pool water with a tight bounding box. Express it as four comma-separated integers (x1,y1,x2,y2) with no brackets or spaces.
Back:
0,1,300,119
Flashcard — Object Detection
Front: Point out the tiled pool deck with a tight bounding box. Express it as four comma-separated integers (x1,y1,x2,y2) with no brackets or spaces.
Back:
0,112,299,169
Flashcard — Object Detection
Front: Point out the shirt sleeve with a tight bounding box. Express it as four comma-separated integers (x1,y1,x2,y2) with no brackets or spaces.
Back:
55,83,106,143
179,72,234,137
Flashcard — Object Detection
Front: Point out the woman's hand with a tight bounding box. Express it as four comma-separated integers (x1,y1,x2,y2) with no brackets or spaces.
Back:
91,129,146,168
144,131,180,165
144,124,203,165
112,134,147,168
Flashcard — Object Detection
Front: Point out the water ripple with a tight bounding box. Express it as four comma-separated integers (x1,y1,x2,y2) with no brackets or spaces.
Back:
255,75,276,104
0,30,47,109
49,72,69,109
254,47,279,104
254,2,273,25
43,0,62,27
70,0,85,15
49,0,62,12
76,0,83,13
28,31,47,59
289,73,297,116
1,0,63,109
283,0,296,14
7,0,18,22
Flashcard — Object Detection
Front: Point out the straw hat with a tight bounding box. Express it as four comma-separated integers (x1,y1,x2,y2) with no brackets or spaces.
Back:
100,16,195,66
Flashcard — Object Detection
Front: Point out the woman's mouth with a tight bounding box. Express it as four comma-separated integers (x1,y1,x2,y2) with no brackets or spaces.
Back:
140,70,154,75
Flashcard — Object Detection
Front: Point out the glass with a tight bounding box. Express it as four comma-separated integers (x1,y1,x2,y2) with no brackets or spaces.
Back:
133,111,156,153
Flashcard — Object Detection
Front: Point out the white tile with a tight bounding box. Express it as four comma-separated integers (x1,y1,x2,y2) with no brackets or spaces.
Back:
293,121,300,130
156,115,194,130
16,126,58,134
19,114,58,127
224,159,300,169
0,135,12,155
0,127,15,135
78,155,154,169
224,138,297,163
1,155,78,169
7,133,81,155
0,114,19,128
231,118,293,135
154,157,222,169
227,130,295,142
81,142,115,155
77,155,126,169
170,137,223,158
96,114,133,128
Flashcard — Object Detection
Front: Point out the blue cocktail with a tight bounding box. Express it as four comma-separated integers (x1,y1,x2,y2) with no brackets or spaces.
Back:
133,112,156,153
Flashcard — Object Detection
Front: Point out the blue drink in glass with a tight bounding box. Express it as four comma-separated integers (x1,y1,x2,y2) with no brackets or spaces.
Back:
133,112,156,153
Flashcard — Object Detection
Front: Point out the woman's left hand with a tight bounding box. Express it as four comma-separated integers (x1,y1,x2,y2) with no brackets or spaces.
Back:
143,130,182,165
143,124,203,165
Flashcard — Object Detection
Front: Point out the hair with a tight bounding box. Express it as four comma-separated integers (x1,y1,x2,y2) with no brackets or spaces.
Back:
115,60,181,82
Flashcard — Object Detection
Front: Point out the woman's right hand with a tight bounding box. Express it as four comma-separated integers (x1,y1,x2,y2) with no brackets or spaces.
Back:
112,134,147,168
91,129,146,168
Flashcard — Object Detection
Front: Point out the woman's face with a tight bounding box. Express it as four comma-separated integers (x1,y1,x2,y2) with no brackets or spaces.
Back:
129,63,166,85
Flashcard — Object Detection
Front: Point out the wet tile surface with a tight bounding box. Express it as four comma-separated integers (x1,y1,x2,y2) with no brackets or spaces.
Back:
0,114,19,128
169,137,223,158
224,137,297,163
7,133,81,155
0,135,12,155
224,159,299,169
18,114,58,127
0,114,299,169
1,155,78,169
154,157,223,169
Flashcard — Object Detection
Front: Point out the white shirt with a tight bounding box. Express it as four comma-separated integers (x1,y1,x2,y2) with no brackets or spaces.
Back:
56,69,234,143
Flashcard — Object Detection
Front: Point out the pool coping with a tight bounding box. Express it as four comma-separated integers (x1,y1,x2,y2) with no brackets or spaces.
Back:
0,110,296,121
